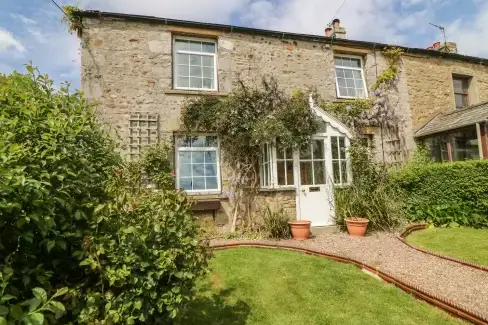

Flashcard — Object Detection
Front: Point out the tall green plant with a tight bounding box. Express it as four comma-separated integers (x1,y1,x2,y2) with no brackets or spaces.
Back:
334,140,406,231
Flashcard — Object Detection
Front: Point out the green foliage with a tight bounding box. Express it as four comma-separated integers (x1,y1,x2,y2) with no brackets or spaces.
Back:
334,140,406,231
372,47,403,90
0,65,209,324
183,78,318,164
259,207,291,239
321,98,373,129
61,6,83,36
391,159,488,228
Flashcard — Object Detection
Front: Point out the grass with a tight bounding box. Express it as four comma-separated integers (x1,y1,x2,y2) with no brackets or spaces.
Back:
177,248,465,325
407,227,488,266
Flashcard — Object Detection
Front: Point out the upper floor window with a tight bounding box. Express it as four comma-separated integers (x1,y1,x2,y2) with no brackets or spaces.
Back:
173,38,217,91
334,56,367,99
175,135,220,193
453,76,470,109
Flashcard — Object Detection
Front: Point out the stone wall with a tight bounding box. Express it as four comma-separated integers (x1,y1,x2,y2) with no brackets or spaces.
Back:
254,191,297,220
403,54,488,132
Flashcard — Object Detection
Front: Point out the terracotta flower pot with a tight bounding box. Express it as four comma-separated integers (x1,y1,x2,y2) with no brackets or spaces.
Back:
288,220,311,240
345,217,369,237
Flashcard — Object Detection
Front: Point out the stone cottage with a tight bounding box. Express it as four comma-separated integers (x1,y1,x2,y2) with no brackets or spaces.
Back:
79,10,488,226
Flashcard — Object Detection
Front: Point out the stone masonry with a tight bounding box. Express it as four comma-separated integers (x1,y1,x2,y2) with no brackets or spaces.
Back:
80,14,488,223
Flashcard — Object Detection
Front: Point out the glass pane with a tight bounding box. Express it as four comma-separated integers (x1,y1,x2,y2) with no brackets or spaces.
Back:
193,177,205,190
205,164,217,177
339,137,346,159
334,57,342,66
176,76,189,88
313,161,326,185
354,79,364,89
189,41,202,52
350,58,361,68
352,70,362,79
205,151,217,163
190,55,201,65
453,78,464,93
347,88,357,97
263,143,269,162
202,67,213,78
191,136,206,147
263,164,269,186
341,161,348,183
205,136,218,147
177,65,189,76
286,161,294,185
455,94,467,108
190,77,202,89
277,149,284,160
337,78,346,87
192,152,205,163
202,79,213,89
206,177,218,189
179,163,192,177
179,177,192,190
331,137,339,159
312,140,324,159
451,126,479,161
179,151,191,163
300,143,312,159
346,79,355,88
176,53,189,64
286,148,293,160
175,39,189,51
202,42,216,53
338,87,348,97
333,161,341,184
341,58,351,67
192,164,204,177
202,56,214,67
356,89,365,98
344,69,354,78
190,66,202,77
335,68,345,78
300,161,313,185
277,161,286,185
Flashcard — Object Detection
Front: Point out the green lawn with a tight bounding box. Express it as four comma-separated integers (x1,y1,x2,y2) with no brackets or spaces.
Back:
177,248,464,325
407,227,488,266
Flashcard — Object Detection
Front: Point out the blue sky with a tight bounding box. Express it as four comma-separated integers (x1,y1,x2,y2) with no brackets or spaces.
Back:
1,0,487,89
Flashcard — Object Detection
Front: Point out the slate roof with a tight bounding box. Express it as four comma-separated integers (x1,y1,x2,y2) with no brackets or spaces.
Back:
415,101,488,137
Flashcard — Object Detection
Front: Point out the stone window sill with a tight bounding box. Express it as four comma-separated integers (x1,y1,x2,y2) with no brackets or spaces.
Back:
259,186,296,193
188,193,229,201
165,89,228,97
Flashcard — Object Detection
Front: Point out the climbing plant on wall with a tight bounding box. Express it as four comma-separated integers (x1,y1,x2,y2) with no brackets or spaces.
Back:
61,5,83,37
182,77,319,231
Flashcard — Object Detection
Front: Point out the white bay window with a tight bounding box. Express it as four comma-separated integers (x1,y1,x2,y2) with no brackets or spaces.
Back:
176,135,220,193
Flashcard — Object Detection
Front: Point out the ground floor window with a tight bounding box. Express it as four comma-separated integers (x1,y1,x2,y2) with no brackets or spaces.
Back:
423,125,480,162
331,136,348,185
175,135,220,193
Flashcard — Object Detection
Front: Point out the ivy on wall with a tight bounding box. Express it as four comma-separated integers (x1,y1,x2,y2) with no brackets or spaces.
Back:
61,5,83,37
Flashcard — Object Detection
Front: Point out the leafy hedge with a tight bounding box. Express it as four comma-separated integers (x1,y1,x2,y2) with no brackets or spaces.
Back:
391,159,488,228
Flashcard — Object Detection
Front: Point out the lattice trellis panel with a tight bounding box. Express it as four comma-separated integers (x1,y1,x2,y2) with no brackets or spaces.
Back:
129,112,159,161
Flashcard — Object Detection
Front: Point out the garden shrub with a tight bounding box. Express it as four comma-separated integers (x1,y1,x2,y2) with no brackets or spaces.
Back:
0,66,209,324
334,140,406,231
260,206,291,239
391,159,488,228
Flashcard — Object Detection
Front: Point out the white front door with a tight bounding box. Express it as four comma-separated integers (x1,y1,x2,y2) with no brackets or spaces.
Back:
297,138,334,226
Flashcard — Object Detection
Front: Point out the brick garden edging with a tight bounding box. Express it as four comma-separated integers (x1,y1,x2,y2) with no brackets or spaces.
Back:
210,241,488,325
397,224,488,273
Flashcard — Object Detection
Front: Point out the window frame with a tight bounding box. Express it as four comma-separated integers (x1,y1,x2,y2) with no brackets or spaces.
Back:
175,134,221,194
334,54,368,99
330,136,350,186
172,36,218,92
260,141,296,190
452,75,470,109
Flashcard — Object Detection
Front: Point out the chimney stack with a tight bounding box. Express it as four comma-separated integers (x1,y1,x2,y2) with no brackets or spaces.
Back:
325,18,347,39
427,41,457,53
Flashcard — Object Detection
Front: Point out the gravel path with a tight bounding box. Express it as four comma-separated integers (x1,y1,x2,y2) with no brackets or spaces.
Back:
211,231,488,321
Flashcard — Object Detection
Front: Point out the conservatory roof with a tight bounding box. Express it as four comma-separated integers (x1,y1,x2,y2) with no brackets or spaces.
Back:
415,101,488,137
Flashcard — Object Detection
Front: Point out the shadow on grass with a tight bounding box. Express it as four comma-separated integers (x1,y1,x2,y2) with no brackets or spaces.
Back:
177,287,250,325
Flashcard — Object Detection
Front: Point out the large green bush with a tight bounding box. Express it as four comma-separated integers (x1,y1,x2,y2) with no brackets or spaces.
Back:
0,66,208,324
391,159,488,228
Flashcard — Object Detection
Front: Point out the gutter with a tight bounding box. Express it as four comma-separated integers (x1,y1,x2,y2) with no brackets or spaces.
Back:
80,10,488,66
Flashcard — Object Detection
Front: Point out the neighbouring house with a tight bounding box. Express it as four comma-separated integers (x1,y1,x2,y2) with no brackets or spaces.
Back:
79,10,488,227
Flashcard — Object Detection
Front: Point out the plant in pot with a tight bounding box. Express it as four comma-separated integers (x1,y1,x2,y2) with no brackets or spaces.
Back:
335,186,370,237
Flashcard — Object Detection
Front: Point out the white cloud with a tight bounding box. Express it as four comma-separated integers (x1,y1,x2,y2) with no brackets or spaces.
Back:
10,13,37,25
27,28,48,44
0,27,25,52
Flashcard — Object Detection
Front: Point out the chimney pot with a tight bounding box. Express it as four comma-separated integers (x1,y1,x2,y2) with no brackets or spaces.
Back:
325,18,347,39
332,18,341,28
325,27,333,37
